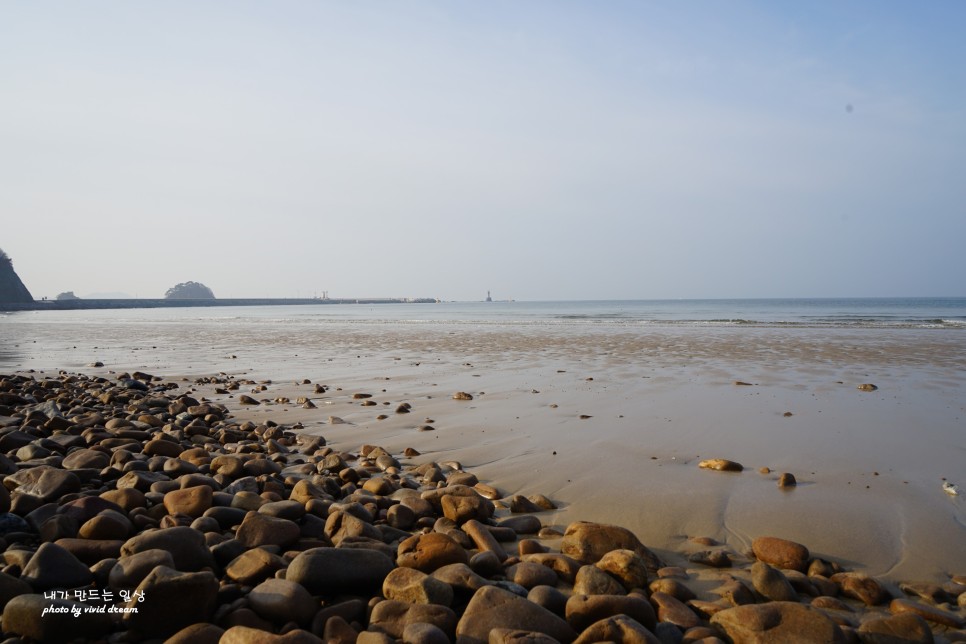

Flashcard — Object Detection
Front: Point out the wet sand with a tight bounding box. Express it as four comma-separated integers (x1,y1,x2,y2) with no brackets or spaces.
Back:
6,321,966,582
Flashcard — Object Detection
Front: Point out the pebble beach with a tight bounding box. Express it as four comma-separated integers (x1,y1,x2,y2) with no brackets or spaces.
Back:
0,303,964,642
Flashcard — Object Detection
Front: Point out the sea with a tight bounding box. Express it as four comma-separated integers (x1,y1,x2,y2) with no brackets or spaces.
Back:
2,296,964,375
5,296,965,327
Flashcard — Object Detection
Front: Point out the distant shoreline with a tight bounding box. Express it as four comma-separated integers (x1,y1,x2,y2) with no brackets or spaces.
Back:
0,297,438,311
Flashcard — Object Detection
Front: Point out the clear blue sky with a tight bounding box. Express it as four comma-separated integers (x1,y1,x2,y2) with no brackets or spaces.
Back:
2,1,964,300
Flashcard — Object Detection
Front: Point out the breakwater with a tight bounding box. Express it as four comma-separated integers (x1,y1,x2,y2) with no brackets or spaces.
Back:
0,298,438,311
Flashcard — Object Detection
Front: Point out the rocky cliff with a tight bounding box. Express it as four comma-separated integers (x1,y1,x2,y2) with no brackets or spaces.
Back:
0,249,35,303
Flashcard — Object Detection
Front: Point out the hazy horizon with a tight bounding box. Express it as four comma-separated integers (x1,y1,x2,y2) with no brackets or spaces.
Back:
3,2,964,301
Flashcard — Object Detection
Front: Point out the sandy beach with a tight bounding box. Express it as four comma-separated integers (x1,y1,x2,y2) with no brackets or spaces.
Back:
7,317,964,583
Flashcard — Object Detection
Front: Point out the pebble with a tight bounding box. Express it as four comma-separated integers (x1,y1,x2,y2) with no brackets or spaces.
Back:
710,601,844,642
889,597,965,628
2,593,113,642
224,546,288,586
777,472,797,488
247,577,319,626
108,548,175,589
561,521,665,571
751,561,799,602
121,525,216,571
287,547,394,595
697,458,743,472
368,599,458,639
751,535,810,572
398,531,471,572
122,565,219,638
572,614,660,644
382,566,455,606
566,592,657,632
457,585,577,644
832,571,890,606
20,541,92,590
507,561,559,590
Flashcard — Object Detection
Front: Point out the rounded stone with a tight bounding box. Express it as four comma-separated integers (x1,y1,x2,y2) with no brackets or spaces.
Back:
109,548,175,590
236,511,301,549
752,536,810,573
79,509,132,540
220,626,323,643
122,565,220,638
369,599,459,639
163,485,213,518
595,549,650,591
751,561,799,602
1,593,113,642
248,577,319,626
710,601,845,643
20,541,93,591
120,525,215,572
560,521,665,571
383,566,454,606
573,564,626,596
225,547,288,586
507,561,559,590
456,585,577,644
397,531,470,572
572,614,661,644
287,547,395,595
566,593,657,633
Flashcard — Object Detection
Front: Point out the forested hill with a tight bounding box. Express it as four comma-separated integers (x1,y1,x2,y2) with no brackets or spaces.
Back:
0,250,34,303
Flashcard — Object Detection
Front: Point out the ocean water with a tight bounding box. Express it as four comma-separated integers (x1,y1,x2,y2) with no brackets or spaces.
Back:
3,296,964,377
5,297,965,329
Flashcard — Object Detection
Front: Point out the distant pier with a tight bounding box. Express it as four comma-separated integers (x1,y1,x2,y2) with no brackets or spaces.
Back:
0,297,438,312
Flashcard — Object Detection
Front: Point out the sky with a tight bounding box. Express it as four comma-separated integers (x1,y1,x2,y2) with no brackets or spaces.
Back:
2,2,964,301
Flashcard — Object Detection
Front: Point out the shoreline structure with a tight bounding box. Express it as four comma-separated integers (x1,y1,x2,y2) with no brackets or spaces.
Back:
0,298,438,312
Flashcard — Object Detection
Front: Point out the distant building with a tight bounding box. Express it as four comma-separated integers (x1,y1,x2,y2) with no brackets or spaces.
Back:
486,291,492,302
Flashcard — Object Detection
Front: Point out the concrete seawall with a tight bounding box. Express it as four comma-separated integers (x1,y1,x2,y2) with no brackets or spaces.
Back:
0,298,438,311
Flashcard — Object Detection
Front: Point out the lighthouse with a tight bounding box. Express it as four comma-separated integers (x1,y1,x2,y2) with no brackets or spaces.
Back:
485,291,492,302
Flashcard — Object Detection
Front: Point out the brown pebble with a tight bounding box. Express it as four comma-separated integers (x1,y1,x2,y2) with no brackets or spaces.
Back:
778,473,797,488
698,459,743,473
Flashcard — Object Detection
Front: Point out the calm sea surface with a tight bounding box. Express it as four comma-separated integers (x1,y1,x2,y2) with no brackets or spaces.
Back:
2,297,965,374
4,297,965,328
